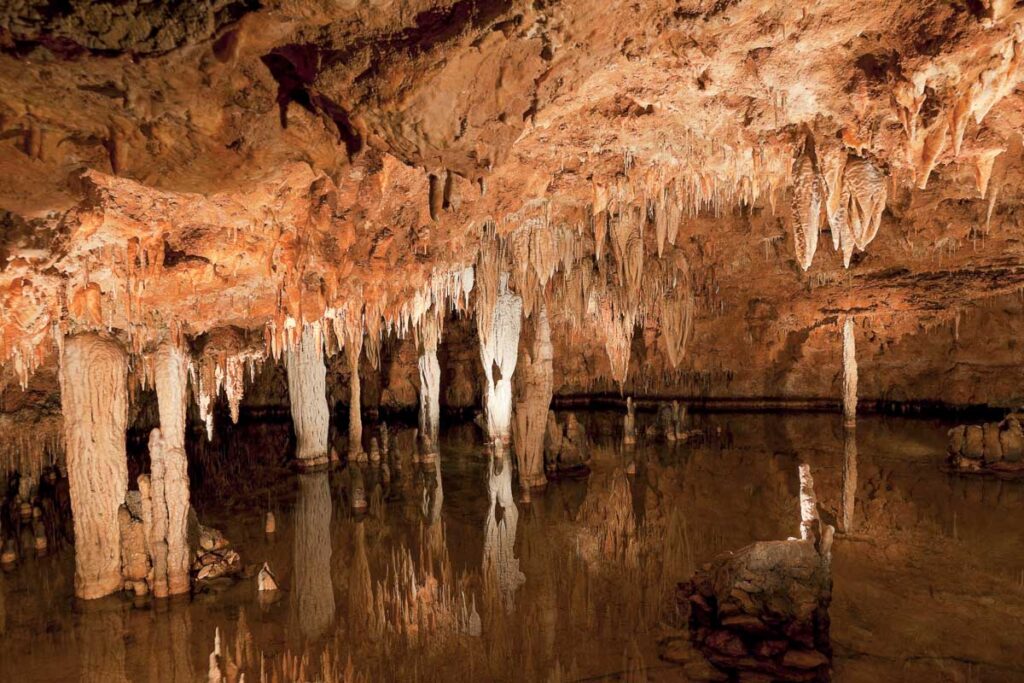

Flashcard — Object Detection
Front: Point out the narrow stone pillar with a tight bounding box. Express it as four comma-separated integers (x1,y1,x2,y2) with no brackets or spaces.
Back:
798,463,820,543
60,333,128,600
286,325,329,468
842,317,857,427
623,397,637,446
479,274,522,444
512,305,553,489
292,471,334,641
153,342,191,596
417,313,442,460
347,332,364,459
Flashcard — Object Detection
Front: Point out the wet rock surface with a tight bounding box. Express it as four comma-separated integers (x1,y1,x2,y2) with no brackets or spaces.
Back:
948,412,1024,474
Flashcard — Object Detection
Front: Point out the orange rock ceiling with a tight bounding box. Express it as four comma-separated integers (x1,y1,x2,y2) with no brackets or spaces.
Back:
1,0,1024,403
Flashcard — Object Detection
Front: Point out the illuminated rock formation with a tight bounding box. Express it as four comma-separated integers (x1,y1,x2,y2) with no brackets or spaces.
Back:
512,305,553,489
346,332,365,460
478,274,523,445
842,318,858,427
152,342,191,596
417,311,442,460
286,325,329,468
60,334,128,600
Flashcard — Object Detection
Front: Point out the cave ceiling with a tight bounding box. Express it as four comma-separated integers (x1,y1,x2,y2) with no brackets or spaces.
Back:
1,0,1023,389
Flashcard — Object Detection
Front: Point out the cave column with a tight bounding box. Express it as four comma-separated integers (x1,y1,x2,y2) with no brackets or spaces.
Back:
60,333,129,599
479,274,523,445
286,325,330,469
347,332,364,459
417,312,442,461
512,304,553,489
152,342,191,596
842,317,857,427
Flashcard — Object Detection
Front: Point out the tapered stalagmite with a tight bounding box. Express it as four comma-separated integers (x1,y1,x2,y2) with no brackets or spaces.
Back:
286,325,329,467
60,333,129,599
512,305,553,488
347,332,364,458
843,317,857,426
292,471,334,640
798,463,820,543
153,342,191,595
417,312,442,459
479,274,523,444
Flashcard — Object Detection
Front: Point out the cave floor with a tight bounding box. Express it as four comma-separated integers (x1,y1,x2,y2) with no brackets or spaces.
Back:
0,411,1022,682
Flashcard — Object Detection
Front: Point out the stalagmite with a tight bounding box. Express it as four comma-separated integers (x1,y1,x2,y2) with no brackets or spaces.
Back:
623,397,637,446
417,311,442,460
512,305,553,489
347,331,364,459
147,429,169,598
292,471,334,641
478,274,523,444
798,463,820,544
842,318,857,427
60,333,128,600
286,325,329,468
153,342,191,595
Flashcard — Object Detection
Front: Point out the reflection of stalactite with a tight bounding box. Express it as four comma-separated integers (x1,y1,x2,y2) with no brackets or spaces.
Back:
483,446,524,611
286,325,329,465
841,427,858,534
347,520,375,637
479,274,522,443
292,472,334,641
61,333,128,600
417,311,441,457
512,305,553,489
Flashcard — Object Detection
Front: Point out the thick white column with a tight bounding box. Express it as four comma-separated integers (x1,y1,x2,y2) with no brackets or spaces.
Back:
286,325,329,468
61,333,128,599
479,274,522,444
153,342,191,596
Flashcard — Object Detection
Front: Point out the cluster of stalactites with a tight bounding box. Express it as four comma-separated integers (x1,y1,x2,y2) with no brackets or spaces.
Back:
790,135,888,271
186,329,266,441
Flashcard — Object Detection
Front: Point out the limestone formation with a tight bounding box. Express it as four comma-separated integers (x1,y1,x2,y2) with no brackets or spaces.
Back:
417,312,442,460
948,413,1024,473
623,398,637,446
286,325,330,468
60,334,129,600
842,318,857,427
512,306,553,489
153,342,191,595
478,274,523,445
346,331,365,460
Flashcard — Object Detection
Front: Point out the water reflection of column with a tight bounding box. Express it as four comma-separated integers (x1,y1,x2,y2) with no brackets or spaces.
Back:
347,520,373,636
483,445,525,610
292,472,334,641
841,426,858,534
78,602,127,683
423,459,445,559
145,601,194,683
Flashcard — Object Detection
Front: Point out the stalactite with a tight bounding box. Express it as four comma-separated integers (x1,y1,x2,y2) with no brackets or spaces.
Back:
843,155,887,250
286,324,329,467
153,342,190,596
512,305,553,489
478,273,522,444
842,317,857,427
417,310,442,459
292,472,334,641
60,333,129,599
791,148,822,271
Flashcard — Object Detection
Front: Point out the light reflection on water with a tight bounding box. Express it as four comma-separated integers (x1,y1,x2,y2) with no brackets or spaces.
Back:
1,411,1023,682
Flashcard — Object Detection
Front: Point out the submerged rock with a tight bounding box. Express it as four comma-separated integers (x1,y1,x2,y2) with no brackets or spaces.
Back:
676,539,833,682
948,413,1024,475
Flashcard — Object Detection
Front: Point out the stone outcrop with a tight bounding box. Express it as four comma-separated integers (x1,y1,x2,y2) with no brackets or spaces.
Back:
948,413,1024,473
